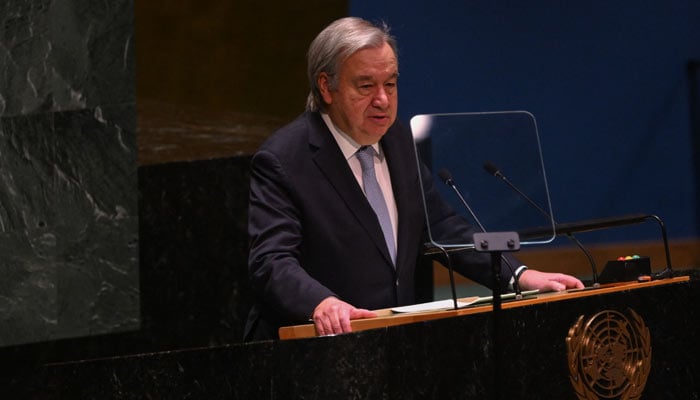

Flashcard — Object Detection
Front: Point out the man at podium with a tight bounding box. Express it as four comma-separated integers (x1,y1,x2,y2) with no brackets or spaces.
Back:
244,17,583,341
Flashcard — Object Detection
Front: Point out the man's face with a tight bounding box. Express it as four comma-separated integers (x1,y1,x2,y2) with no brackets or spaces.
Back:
319,42,398,145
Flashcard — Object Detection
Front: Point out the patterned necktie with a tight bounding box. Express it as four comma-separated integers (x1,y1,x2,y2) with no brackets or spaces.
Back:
356,146,396,265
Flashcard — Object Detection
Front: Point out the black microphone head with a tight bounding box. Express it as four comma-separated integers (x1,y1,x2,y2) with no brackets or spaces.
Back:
483,161,500,177
437,168,453,185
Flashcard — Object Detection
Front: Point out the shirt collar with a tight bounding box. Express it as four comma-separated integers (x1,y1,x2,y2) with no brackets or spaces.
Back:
321,113,383,161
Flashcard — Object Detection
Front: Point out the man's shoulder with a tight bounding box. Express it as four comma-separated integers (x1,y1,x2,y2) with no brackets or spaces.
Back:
259,111,321,151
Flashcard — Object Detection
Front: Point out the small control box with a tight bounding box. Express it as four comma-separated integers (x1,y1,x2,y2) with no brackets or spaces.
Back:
598,255,651,284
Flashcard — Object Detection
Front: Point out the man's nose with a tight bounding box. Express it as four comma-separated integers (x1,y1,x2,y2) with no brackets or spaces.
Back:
372,86,389,108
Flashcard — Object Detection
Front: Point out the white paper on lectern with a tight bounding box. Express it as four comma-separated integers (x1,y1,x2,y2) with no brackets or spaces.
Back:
391,290,539,314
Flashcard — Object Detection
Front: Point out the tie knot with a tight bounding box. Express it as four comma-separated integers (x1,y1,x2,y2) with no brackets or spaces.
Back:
357,146,376,172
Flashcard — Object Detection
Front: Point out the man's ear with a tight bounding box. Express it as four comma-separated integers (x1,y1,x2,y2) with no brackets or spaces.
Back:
318,72,333,105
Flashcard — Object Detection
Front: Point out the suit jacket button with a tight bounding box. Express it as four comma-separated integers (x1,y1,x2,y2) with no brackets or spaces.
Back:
395,279,399,287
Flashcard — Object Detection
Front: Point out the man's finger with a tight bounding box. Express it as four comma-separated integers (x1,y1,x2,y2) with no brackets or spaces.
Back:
350,308,378,319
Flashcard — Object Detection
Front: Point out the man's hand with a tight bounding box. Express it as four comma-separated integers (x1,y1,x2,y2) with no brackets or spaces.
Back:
312,296,378,336
518,269,585,292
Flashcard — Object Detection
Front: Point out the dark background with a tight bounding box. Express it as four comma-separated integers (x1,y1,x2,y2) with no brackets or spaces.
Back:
352,0,700,243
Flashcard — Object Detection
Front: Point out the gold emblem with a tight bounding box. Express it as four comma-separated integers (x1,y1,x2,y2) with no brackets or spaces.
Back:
566,309,651,399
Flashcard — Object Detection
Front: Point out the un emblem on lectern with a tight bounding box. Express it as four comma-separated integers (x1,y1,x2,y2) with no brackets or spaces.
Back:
566,309,651,399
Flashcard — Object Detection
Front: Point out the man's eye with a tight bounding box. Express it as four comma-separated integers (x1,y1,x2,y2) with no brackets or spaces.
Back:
357,84,373,95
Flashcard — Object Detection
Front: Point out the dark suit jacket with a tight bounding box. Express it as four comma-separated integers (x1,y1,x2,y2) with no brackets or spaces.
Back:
245,111,515,340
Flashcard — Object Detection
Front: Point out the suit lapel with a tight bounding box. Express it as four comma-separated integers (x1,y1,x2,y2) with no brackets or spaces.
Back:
306,113,395,267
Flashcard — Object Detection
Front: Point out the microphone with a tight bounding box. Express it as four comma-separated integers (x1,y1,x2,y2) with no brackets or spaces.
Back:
483,161,600,287
437,169,487,230
437,168,523,298
483,161,549,217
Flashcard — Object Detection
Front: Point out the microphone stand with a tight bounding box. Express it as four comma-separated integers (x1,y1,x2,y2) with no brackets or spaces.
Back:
484,162,600,287
432,244,459,310
648,214,674,279
473,231,521,400
437,168,522,400
565,232,600,287
426,233,520,400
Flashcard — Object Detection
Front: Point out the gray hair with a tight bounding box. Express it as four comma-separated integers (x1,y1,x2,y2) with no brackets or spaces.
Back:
306,17,398,112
